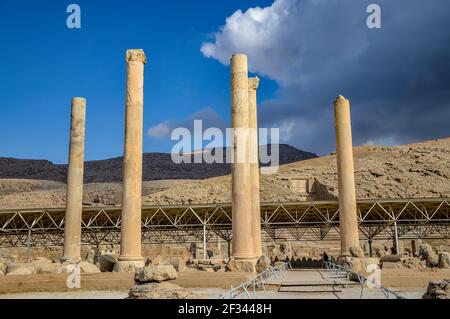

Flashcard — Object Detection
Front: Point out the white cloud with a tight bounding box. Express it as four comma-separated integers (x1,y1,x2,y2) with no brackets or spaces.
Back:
148,122,171,138
201,0,450,155
147,107,227,139
200,0,368,85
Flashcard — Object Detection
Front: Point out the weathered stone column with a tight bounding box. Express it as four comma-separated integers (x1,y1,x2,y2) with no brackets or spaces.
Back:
248,77,262,258
114,49,146,272
62,97,86,263
334,95,363,257
230,54,255,262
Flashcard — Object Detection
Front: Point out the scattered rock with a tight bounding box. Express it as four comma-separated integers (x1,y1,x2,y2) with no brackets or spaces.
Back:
212,265,222,272
113,260,145,273
341,257,380,276
419,244,439,267
57,261,100,274
86,248,97,264
349,246,365,258
401,257,426,270
128,282,199,299
135,265,177,283
56,264,71,274
149,255,171,266
78,261,101,273
374,248,388,257
6,263,36,275
198,259,211,265
99,254,116,272
210,258,225,266
255,256,271,273
33,259,58,274
422,279,450,299
438,252,450,269
198,264,214,272
167,257,186,272
226,259,256,272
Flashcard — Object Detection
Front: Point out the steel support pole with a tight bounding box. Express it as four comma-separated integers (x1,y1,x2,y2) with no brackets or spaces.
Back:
394,221,400,254
203,223,207,260
26,228,31,263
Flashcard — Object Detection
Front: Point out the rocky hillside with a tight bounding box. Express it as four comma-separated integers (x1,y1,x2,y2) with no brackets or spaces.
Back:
0,137,448,209
0,144,317,208
141,137,450,205
0,144,317,183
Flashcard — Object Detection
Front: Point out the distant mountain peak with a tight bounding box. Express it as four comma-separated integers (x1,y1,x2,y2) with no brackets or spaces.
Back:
0,144,318,183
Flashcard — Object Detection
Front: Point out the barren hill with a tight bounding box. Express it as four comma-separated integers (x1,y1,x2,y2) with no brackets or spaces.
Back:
0,144,317,208
0,138,448,209
142,137,450,205
0,144,316,183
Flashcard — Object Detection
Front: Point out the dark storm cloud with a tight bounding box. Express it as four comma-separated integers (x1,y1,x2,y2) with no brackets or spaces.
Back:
202,0,450,154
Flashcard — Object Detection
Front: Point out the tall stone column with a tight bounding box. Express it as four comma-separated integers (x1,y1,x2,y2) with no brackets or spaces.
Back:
248,77,262,258
334,95,363,257
115,49,146,271
62,97,86,262
230,54,255,262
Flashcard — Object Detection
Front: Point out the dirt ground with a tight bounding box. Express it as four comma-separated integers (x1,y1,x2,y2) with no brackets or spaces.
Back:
0,268,448,299
381,268,450,288
0,271,252,295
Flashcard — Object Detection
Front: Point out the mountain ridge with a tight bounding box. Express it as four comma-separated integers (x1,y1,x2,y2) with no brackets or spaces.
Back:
0,144,318,183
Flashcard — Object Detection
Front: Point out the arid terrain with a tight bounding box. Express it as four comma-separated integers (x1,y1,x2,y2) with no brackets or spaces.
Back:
0,137,449,300
1,137,448,208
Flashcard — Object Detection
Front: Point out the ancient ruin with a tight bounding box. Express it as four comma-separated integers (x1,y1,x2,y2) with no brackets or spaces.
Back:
114,49,147,272
0,51,448,300
61,97,86,262
248,77,262,259
229,54,256,264
333,95,363,258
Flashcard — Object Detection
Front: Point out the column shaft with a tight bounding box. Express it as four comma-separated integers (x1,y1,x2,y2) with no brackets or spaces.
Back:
248,77,262,258
230,54,254,260
334,95,362,257
119,49,146,263
62,97,86,262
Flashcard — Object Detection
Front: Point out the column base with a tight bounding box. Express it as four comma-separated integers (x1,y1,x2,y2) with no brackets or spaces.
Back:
232,252,258,261
340,245,365,259
337,256,380,277
113,257,145,273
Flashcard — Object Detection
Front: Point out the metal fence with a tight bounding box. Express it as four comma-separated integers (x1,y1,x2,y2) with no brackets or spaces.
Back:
1,198,449,247
323,261,406,299
219,262,293,299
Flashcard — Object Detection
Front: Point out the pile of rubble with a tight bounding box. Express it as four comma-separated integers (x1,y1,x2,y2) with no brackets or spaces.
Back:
422,279,450,299
128,260,199,299
379,244,450,270
0,256,101,276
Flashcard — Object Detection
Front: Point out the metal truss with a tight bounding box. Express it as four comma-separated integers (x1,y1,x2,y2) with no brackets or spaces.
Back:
0,198,449,247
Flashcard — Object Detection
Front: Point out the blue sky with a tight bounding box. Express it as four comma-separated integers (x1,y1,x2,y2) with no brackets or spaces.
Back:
1,0,449,164
0,0,276,163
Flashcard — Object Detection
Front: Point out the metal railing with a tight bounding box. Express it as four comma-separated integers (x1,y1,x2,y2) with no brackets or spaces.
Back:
323,261,406,299
219,262,292,299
